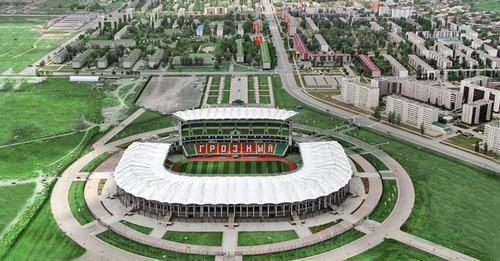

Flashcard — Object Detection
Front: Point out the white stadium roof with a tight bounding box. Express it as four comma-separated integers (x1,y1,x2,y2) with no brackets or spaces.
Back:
173,107,298,122
114,141,353,205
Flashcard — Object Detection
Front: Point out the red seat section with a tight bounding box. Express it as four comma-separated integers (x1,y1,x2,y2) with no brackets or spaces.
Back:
183,142,288,157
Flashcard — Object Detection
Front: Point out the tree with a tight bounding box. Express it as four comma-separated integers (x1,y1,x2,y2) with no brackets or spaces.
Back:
420,124,425,135
474,141,480,152
484,142,488,154
373,105,382,121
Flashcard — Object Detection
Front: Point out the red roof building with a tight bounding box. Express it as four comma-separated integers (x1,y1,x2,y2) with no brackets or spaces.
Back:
358,55,381,77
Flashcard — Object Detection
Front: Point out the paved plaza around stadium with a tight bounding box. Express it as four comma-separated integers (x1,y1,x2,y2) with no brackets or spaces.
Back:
47,107,478,261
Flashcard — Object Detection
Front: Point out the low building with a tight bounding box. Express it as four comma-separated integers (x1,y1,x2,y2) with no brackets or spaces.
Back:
408,55,438,80
285,13,298,36
386,95,439,130
484,121,500,153
461,100,493,125
369,21,384,32
388,21,402,34
123,49,141,69
87,39,136,48
261,41,271,69
114,25,131,40
71,49,95,69
358,55,381,78
53,48,68,64
97,56,108,69
341,77,380,110
314,34,330,52
305,17,319,32
406,32,425,46
382,54,408,78
388,32,405,44
148,49,164,68
236,39,244,63
216,23,224,38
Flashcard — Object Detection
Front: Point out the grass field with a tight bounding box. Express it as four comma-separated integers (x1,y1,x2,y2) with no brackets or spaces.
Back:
3,202,85,260
110,111,174,142
309,220,339,234
120,220,153,235
369,180,397,222
348,128,500,260
177,160,291,175
97,230,214,260
360,153,389,171
272,76,344,129
162,231,223,246
348,239,443,261
243,230,364,260
0,17,71,73
0,131,95,181
80,152,112,172
238,230,299,246
473,0,500,12
0,183,36,233
0,78,105,146
68,181,94,225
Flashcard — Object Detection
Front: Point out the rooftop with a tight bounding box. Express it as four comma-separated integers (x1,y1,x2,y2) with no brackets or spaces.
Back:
173,107,298,122
114,141,353,205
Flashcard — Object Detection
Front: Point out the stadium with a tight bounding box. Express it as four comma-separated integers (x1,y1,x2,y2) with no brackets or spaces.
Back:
114,107,353,222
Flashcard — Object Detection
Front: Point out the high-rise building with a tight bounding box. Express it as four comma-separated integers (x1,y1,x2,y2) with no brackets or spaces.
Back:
386,95,439,129
341,78,380,110
484,121,500,153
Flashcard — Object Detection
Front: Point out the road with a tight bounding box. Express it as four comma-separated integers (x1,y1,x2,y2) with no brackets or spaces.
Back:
261,0,499,173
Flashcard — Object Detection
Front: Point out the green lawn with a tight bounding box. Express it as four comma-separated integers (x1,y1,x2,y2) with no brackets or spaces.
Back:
97,230,213,260
348,239,443,261
80,152,112,172
360,153,389,171
272,76,344,129
347,128,500,260
243,230,364,260
0,131,96,181
110,111,174,142
3,202,85,261
473,0,500,12
0,183,36,233
309,220,339,234
120,220,153,235
0,78,105,146
238,230,299,246
177,160,291,175
68,181,94,225
445,134,484,153
162,231,223,246
206,96,219,104
0,17,72,73
369,180,397,222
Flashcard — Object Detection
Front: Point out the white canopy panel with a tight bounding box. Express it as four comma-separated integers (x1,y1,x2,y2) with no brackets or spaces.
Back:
114,141,352,205
173,107,298,122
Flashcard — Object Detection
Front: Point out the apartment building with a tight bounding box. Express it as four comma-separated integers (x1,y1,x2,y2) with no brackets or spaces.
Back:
386,95,439,129
341,78,380,110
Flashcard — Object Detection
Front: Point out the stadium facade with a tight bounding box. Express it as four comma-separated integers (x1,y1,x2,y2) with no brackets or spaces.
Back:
113,107,353,221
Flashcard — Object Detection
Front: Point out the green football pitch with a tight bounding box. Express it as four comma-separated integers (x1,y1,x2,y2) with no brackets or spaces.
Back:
177,160,292,175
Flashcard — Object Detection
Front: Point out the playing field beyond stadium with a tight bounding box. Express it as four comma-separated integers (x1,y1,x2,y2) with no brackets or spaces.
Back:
176,160,292,175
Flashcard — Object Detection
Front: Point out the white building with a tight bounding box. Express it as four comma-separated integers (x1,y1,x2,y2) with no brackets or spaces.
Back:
341,78,380,110
406,32,425,46
391,7,415,19
382,54,408,78
370,21,384,32
71,49,95,69
97,56,108,69
378,78,462,110
216,23,224,38
314,34,330,52
461,100,493,125
388,21,402,34
123,49,141,69
460,76,500,113
305,17,319,32
386,95,439,129
484,121,500,153
408,55,439,80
